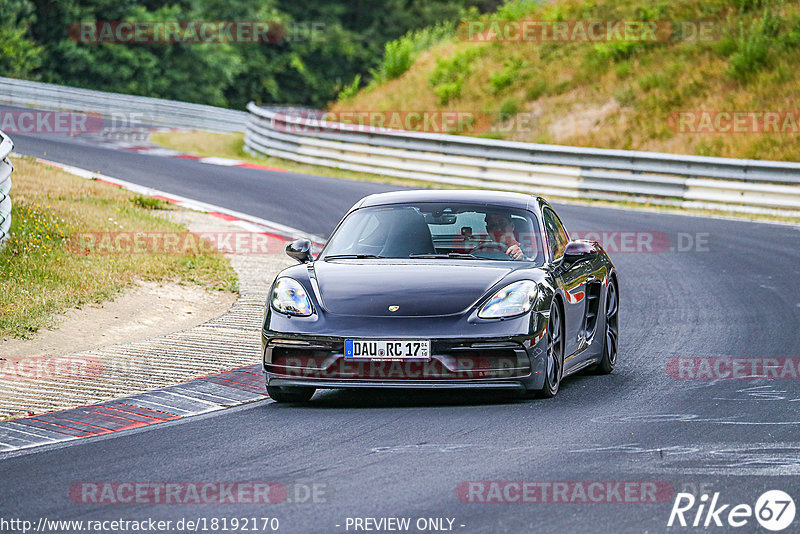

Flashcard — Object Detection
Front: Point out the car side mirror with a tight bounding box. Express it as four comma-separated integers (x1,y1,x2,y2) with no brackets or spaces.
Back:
286,238,313,263
561,240,597,267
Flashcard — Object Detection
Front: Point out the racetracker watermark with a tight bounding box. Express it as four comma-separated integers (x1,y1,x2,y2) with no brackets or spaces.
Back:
69,21,326,44
0,110,104,135
0,356,103,381
472,231,708,254
568,231,673,253
70,482,284,505
456,481,673,503
667,357,800,379
270,109,547,135
562,231,709,254
272,110,479,135
69,482,329,505
457,20,718,43
270,356,519,380
0,354,214,382
68,232,288,255
458,20,673,42
669,111,800,134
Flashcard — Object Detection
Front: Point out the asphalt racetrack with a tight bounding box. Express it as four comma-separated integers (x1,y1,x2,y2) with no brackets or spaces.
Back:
2,121,800,533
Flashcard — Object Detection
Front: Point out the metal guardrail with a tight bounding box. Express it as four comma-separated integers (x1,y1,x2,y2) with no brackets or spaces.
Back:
0,130,13,248
244,104,800,215
0,77,247,132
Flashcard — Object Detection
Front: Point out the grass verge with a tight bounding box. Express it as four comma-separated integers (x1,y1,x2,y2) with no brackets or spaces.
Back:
334,0,800,162
0,156,238,339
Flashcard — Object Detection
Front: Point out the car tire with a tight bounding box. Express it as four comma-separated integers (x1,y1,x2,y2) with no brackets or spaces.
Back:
267,385,315,403
535,300,564,398
589,279,618,375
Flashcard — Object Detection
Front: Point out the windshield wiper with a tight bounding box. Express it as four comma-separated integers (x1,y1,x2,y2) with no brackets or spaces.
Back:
409,252,487,260
323,254,386,260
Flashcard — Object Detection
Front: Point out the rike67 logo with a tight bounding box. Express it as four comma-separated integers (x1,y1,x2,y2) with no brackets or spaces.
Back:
668,490,796,531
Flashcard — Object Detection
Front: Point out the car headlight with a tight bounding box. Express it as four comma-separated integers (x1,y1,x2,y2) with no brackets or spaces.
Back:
271,278,314,316
478,280,538,318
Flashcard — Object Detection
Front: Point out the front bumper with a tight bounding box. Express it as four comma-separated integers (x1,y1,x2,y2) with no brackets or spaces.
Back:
262,334,549,391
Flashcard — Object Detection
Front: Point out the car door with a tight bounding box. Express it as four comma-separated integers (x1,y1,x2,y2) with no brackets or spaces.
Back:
542,207,590,362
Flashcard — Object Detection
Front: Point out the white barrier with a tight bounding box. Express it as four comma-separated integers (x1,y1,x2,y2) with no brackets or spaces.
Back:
0,130,13,247
245,104,800,215
0,77,247,132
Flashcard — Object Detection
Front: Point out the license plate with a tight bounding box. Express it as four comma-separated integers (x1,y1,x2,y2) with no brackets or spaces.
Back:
345,339,430,359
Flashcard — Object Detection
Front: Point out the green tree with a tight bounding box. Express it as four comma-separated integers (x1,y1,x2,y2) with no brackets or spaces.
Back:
17,0,498,108
0,0,43,77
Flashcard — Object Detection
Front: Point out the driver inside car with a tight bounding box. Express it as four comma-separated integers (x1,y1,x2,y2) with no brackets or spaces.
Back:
484,213,524,260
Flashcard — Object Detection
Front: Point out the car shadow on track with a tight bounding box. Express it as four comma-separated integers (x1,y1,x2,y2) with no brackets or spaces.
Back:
267,388,538,409
262,369,630,409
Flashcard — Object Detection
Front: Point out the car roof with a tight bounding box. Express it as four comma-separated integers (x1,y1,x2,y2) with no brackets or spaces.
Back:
355,189,545,211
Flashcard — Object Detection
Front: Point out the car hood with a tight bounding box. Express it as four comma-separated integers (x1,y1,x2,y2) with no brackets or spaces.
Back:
312,260,517,317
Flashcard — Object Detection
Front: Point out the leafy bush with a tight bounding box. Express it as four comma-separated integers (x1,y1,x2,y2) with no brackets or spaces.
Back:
736,0,772,12
132,195,168,210
433,82,464,105
499,98,519,117
370,23,456,84
727,10,782,81
379,39,416,81
525,79,548,101
489,57,526,94
593,41,643,62
492,0,542,21
337,74,362,101
615,61,632,77
428,47,483,104
636,4,669,20
786,16,800,44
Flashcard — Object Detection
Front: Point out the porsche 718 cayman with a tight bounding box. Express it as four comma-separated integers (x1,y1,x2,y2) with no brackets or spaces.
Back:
262,190,618,402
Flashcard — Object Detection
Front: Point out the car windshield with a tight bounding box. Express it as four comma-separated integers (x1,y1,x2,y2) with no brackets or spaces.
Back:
320,202,544,263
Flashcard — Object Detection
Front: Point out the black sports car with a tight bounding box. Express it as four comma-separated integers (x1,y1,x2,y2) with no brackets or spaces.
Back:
262,190,618,402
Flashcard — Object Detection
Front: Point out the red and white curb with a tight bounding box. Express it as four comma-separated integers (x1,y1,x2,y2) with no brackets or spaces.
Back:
122,146,289,173
0,365,265,454
0,158,327,454
95,127,290,173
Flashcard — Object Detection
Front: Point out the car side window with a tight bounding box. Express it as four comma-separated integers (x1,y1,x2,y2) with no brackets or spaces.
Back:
542,207,569,261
